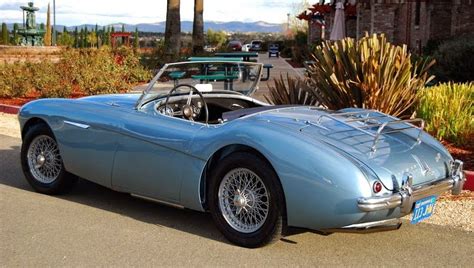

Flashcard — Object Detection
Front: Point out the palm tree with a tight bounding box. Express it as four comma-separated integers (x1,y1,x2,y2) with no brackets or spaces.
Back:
164,0,181,60
192,0,204,54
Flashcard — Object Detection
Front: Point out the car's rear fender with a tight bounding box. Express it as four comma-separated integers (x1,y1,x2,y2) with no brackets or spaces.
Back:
190,119,378,230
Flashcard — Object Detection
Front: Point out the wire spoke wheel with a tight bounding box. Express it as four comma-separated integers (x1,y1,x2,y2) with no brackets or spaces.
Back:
27,135,62,184
218,168,270,233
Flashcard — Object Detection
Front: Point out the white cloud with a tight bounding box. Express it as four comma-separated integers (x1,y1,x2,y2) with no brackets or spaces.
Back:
0,0,301,25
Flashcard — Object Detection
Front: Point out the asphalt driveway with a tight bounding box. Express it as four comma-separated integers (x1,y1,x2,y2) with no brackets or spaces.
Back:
1,134,473,266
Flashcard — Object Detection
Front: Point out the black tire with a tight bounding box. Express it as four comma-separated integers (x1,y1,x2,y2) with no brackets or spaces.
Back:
21,123,77,195
208,152,285,248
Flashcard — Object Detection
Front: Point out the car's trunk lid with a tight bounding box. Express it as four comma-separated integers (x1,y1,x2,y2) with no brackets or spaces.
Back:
257,107,452,190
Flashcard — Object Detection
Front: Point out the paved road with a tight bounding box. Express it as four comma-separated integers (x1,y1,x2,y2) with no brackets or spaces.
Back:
1,134,473,266
252,54,304,101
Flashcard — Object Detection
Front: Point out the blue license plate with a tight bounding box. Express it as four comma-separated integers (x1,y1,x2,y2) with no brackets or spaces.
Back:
411,196,437,224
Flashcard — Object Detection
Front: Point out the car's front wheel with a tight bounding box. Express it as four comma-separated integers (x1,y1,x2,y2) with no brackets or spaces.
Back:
208,152,285,248
21,123,77,194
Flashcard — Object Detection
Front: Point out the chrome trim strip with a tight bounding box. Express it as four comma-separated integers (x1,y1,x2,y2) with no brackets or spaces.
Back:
64,120,90,129
323,219,402,234
131,194,184,209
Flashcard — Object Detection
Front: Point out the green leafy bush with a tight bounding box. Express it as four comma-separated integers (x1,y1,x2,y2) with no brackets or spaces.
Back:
417,82,473,145
265,74,317,105
307,33,434,117
69,48,127,95
430,35,474,83
115,47,151,83
0,63,32,98
31,61,72,98
0,47,151,98
291,31,311,64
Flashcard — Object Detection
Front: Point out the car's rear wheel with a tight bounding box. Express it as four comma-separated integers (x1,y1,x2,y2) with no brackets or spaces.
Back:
21,123,77,194
208,152,284,248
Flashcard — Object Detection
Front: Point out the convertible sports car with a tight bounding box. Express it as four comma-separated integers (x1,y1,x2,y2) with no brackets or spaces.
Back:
19,61,465,248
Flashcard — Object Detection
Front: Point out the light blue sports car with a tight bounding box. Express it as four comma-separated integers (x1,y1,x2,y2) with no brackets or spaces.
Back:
18,61,465,247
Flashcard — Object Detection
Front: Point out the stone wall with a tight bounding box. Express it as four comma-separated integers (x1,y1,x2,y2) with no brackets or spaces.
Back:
0,45,62,64
451,0,474,36
306,0,474,53
429,1,454,40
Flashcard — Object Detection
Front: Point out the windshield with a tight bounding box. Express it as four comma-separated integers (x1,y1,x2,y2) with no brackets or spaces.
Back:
136,61,263,108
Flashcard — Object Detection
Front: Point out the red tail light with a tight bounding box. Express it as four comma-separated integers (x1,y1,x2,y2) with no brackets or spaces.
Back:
373,181,382,193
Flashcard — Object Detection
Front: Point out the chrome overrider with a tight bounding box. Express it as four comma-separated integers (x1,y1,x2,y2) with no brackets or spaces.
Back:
358,160,465,213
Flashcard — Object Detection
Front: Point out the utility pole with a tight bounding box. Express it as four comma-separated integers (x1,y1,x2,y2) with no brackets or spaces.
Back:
53,0,56,45
287,13,290,30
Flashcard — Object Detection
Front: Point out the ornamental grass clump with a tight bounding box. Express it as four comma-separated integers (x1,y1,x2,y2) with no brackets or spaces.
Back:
307,33,435,117
265,74,318,106
417,82,473,145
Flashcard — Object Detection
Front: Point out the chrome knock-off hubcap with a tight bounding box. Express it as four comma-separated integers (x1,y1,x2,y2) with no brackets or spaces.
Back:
218,168,269,233
35,154,46,168
27,135,62,184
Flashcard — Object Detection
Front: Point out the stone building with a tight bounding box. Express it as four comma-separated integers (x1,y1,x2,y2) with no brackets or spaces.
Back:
299,0,474,53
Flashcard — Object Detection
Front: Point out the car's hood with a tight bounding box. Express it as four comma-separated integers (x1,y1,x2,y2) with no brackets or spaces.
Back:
78,94,141,109
254,107,453,190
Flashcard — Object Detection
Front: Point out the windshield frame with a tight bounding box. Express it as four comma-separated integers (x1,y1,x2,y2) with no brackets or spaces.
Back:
135,61,263,109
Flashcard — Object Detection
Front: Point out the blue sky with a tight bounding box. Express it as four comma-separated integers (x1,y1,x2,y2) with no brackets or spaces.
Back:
0,0,304,25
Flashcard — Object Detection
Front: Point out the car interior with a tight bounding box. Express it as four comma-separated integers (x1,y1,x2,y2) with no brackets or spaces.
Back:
154,91,265,124
142,62,271,124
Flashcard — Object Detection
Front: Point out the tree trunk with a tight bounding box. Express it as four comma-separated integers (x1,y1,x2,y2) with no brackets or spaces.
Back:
165,0,181,60
192,0,204,54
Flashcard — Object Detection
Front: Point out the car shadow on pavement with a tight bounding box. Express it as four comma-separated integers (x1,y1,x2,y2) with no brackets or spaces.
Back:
0,142,231,245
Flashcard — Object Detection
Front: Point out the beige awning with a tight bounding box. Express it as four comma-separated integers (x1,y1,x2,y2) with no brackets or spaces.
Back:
330,2,346,41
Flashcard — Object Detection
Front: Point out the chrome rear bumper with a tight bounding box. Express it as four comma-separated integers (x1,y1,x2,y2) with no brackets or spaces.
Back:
358,160,465,213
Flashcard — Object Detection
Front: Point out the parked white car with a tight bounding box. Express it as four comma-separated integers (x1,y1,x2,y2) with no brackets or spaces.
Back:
241,44,251,52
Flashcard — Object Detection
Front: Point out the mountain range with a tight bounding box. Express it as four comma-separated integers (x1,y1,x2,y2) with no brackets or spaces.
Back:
6,21,284,33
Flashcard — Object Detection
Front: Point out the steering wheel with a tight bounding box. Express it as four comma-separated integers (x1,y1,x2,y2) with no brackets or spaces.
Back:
163,84,209,124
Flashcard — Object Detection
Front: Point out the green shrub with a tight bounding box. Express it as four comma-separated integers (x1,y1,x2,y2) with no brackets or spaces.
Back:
0,47,151,99
291,31,311,64
417,82,473,145
72,48,127,95
115,46,152,83
31,61,72,98
307,33,434,117
265,74,317,105
0,63,32,98
430,35,474,82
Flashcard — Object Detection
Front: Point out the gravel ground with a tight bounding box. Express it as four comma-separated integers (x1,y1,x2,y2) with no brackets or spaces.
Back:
0,113,472,232
0,113,20,139
404,192,474,232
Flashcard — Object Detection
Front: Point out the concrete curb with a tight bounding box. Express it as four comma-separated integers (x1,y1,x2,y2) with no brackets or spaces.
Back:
0,104,20,115
465,171,474,191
